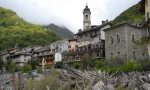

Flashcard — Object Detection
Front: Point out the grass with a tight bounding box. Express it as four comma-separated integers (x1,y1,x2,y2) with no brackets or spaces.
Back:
25,70,60,90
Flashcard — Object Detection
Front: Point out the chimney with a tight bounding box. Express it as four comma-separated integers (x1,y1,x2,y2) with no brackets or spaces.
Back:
102,20,105,25
78,29,82,32
106,19,108,23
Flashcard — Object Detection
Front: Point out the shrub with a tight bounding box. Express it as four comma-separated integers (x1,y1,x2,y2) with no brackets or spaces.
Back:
141,61,150,71
6,63,16,73
22,64,32,73
37,67,42,73
72,61,82,69
27,59,40,70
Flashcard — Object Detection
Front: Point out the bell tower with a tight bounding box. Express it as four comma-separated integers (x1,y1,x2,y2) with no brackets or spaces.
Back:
83,4,91,30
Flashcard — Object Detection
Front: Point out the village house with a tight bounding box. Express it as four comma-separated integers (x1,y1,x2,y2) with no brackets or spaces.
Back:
104,23,149,60
34,39,69,65
8,51,31,67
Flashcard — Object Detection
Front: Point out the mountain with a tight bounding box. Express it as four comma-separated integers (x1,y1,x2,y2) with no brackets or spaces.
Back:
0,7,59,50
44,24,74,39
113,2,144,25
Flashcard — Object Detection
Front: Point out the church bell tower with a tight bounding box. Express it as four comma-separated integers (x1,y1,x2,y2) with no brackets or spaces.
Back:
83,4,91,30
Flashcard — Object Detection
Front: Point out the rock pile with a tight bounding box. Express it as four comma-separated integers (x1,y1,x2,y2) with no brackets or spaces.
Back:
56,68,150,90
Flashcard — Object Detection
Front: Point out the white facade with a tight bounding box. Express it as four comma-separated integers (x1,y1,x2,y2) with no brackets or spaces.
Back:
50,39,69,53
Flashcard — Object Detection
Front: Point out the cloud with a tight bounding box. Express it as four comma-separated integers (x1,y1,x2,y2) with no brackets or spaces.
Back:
0,0,140,33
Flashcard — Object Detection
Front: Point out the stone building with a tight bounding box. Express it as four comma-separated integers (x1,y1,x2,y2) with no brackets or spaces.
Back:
34,39,69,64
8,51,31,67
104,23,149,60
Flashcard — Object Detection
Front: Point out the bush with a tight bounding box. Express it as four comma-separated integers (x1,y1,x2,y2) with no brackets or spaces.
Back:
95,59,143,73
6,63,16,73
22,64,32,73
37,67,42,73
95,59,106,70
141,61,150,71
71,61,82,69
27,60,40,70
120,60,142,72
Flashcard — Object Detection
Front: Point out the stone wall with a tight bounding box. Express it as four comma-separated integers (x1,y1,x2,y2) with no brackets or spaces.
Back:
105,24,149,60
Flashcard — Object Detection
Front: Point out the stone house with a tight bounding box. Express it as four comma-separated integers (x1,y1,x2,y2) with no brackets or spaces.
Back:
8,51,31,67
34,39,69,64
104,23,149,60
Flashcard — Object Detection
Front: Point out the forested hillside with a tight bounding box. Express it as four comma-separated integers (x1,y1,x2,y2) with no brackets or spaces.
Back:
0,7,59,50
113,2,144,25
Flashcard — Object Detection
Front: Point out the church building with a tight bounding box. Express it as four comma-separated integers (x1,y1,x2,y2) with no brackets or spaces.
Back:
64,5,111,62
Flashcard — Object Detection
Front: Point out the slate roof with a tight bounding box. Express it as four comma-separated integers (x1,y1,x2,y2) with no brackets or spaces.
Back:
104,23,144,32
76,22,111,35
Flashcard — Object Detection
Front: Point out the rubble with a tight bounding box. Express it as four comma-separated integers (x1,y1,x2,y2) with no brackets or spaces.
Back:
55,68,150,90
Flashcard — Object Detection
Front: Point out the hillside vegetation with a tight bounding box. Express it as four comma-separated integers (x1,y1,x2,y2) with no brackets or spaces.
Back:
0,7,59,50
113,2,144,25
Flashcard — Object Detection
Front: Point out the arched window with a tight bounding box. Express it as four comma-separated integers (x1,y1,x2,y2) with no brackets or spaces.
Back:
110,36,113,44
85,15,88,19
117,35,120,43
132,34,135,42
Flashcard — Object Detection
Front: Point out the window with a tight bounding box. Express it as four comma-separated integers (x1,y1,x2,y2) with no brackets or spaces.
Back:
95,31,97,35
142,53,144,56
110,36,113,44
86,26,89,28
147,12,149,20
117,35,120,43
117,52,120,57
85,15,88,19
99,36,101,41
111,53,113,59
86,34,87,37
132,34,135,42
133,52,136,60
68,46,71,48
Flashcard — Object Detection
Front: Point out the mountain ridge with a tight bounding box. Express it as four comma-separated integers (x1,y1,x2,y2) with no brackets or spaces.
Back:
44,24,74,39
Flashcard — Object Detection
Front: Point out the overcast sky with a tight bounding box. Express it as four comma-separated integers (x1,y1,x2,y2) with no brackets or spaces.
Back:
0,0,140,33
